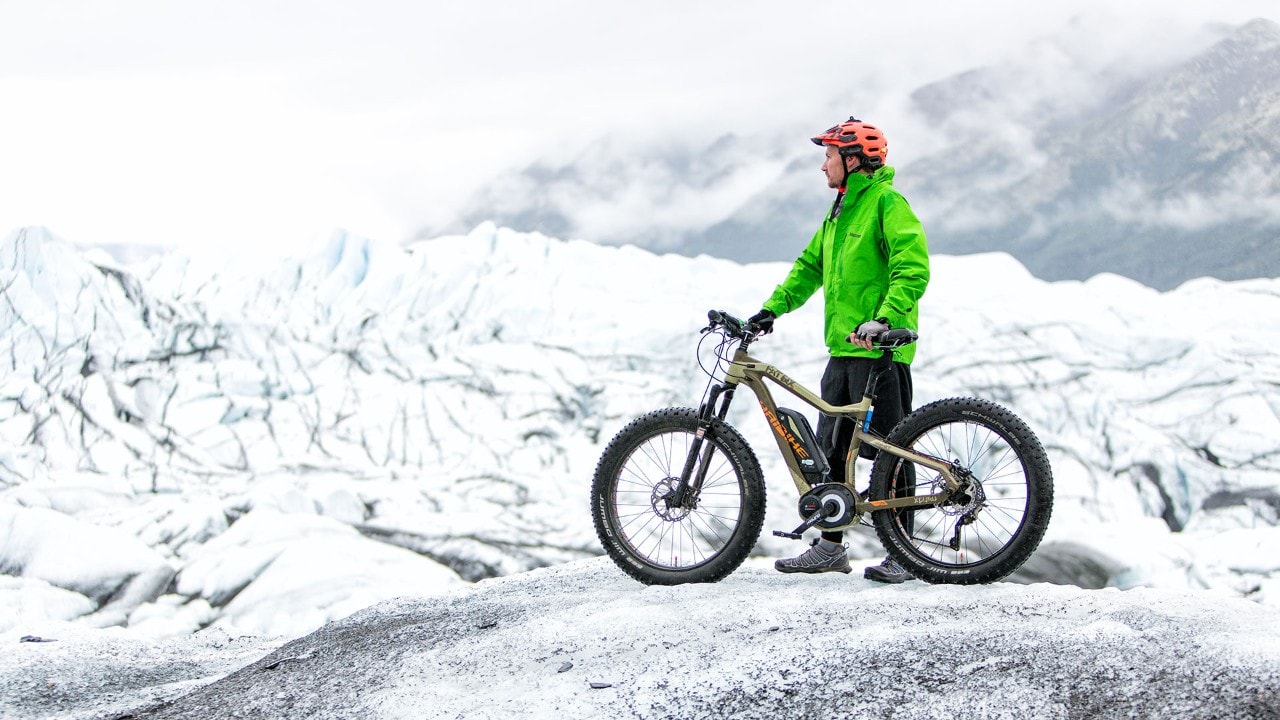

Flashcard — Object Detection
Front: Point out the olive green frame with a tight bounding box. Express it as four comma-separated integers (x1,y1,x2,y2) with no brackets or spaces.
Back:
722,345,961,526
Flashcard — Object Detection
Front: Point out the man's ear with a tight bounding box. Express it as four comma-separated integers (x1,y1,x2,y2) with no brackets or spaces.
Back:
846,155,871,175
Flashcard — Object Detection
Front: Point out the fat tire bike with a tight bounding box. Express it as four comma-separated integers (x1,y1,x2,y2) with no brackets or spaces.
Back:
591,310,1054,585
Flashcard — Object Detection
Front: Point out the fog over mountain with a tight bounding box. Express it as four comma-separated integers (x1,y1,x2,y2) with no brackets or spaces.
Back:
434,18,1280,290
909,17,1280,290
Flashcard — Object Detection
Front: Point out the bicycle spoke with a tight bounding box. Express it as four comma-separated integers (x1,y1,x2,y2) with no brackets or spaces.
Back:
879,411,1041,572
604,427,749,571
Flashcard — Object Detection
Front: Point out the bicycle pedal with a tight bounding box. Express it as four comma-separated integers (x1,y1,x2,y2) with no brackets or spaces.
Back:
772,530,802,540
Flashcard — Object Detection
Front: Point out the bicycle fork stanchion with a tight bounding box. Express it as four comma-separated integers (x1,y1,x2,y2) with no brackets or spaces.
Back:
669,383,737,509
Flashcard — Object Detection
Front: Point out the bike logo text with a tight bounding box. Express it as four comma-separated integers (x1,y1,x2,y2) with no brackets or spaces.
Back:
761,403,810,460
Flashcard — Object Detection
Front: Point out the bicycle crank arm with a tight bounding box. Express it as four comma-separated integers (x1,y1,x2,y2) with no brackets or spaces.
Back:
772,499,839,540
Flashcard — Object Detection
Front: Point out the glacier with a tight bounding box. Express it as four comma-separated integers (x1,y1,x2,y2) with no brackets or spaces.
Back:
1,222,1278,643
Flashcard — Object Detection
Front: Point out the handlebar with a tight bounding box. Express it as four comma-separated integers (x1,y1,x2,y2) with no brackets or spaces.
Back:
703,309,918,349
705,309,748,336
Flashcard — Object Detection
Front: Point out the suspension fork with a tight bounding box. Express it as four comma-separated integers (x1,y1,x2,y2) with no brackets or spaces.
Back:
668,381,737,508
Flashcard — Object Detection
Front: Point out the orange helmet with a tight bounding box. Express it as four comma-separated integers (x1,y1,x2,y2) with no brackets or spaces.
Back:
811,117,888,170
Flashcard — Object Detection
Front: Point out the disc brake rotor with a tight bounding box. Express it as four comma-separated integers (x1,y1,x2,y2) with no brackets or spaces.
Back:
937,465,985,517
651,478,692,521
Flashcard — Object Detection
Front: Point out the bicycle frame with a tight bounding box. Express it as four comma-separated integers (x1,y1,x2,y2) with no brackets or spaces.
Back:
692,340,963,525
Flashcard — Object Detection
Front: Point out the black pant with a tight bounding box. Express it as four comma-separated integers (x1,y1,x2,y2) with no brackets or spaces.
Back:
816,356,914,542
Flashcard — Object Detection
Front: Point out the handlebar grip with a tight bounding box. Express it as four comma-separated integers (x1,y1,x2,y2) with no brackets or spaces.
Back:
707,309,745,331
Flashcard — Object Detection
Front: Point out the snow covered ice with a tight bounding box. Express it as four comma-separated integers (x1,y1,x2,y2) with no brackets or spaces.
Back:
4,560,1278,719
1,223,1278,718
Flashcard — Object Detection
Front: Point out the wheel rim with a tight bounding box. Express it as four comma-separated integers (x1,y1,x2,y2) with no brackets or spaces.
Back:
609,429,745,570
890,418,1031,569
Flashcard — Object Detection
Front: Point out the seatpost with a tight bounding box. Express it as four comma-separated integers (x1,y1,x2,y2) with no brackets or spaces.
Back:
861,348,894,400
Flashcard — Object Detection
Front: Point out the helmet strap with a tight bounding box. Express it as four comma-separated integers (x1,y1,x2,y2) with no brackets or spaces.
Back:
828,190,845,222
840,150,863,184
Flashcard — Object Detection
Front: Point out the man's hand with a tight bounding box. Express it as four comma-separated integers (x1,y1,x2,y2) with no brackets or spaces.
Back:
747,309,776,335
847,319,890,350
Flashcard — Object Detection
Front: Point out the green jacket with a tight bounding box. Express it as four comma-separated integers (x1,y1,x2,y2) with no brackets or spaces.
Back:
762,166,930,363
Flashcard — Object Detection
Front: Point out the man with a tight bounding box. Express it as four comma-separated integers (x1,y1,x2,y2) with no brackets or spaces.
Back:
748,117,929,583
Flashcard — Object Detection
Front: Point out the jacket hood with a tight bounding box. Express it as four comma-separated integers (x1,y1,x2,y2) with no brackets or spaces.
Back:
840,165,895,193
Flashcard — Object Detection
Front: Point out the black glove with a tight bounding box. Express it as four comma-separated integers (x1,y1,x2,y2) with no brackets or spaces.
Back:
747,309,776,335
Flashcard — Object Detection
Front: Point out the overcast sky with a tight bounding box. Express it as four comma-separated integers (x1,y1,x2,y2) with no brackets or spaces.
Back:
2,1,1277,259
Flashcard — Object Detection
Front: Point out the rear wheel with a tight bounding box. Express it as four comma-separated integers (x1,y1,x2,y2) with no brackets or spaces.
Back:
869,398,1053,584
591,407,765,585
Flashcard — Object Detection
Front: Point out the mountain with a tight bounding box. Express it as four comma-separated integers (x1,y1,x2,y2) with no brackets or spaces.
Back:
907,17,1280,289
424,131,818,260
430,18,1280,289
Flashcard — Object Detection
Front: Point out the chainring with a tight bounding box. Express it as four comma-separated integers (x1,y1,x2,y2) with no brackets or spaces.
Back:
797,484,859,529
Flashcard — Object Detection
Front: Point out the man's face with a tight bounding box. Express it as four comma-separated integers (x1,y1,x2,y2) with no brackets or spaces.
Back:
821,145,850,189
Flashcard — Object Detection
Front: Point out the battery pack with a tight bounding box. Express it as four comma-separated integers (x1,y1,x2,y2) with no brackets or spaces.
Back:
774,407,830,482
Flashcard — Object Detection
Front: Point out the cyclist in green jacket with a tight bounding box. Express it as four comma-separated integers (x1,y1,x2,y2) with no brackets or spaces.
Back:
748,117,930,583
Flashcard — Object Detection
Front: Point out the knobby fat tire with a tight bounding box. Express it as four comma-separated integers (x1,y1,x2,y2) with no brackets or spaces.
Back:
591,407,766,585
868,397,1055,585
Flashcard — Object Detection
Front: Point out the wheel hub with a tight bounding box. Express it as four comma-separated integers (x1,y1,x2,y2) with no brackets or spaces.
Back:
652,478,693,521
938,465,986,517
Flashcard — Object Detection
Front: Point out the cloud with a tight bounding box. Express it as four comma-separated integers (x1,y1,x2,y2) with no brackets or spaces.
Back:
1,1,1278,255
1098,161,1280,231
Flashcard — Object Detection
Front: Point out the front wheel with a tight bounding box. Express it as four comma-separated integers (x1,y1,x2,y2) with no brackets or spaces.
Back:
591,407,765,585
869,397,1054,584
